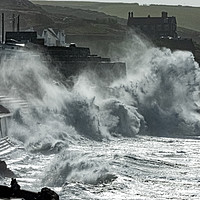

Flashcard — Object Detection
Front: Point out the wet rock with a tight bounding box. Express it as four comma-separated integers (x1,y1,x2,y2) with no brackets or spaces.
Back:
0,160,16,178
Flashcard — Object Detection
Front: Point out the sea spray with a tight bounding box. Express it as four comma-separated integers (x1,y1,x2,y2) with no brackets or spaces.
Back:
112,35,200,137
1,34,200,151
0,52,76,149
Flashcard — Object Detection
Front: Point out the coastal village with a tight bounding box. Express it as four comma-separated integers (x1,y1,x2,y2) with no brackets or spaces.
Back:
0,0,200,199
0,0,199,59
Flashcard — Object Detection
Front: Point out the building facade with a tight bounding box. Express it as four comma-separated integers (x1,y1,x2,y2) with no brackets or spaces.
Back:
127,11,178,39
41,28,66,47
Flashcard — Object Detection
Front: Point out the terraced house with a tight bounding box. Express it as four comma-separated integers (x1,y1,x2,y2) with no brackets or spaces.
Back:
127,11,178,39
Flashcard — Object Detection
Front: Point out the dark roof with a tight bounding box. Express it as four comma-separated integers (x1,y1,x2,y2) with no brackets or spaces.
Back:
36,28,60,38
0,105,10,114
6,32,37,42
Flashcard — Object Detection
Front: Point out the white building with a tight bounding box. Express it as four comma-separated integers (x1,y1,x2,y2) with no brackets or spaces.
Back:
41,28,66,47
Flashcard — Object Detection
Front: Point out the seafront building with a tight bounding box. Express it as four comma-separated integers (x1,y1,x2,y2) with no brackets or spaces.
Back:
127,11,178,39
127,11,198,62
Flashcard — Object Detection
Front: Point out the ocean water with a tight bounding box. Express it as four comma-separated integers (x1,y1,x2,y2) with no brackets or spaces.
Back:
0,36,200,199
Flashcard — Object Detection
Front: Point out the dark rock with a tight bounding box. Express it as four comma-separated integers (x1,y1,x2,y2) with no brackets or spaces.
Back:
0,160,16,178
0,179,59,200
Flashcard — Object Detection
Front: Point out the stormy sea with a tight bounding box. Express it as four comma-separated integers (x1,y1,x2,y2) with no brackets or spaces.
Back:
1,35,200,200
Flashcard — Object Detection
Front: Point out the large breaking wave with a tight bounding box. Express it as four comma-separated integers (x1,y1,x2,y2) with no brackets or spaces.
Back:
1,35,200,187
0,37,200,144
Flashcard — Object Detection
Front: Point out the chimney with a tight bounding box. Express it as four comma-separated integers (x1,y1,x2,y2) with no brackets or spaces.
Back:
131,12,133,18
17,15,20,32
12,14,15,32
162,11,168,18
2,13,4,43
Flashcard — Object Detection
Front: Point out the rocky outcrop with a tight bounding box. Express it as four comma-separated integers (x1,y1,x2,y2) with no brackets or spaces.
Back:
0,179,59,200
0,160,16,178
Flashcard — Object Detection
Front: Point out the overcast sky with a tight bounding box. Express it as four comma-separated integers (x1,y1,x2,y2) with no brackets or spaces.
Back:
32,0,200,7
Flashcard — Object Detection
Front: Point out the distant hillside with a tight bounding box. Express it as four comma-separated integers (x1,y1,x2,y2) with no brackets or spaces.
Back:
33,4,199,59
0,0,126,36
32,1,200,32
0,0,127,56
0,0,39,10
37,4,126,35
0,0,54,31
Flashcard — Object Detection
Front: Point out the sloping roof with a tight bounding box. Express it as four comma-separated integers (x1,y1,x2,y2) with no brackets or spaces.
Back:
0,106,12,118
6,31,37,42
0,105,10,115
46,28,58,39
0,105,10,114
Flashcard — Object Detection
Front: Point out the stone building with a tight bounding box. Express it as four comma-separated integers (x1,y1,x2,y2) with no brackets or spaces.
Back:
127,11,178,39
41,28,66,47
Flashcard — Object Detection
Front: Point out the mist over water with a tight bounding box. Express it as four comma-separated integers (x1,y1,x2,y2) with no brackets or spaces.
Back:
1,35,200,199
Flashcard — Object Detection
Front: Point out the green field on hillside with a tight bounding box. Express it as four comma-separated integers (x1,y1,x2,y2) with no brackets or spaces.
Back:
32,1,200,32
